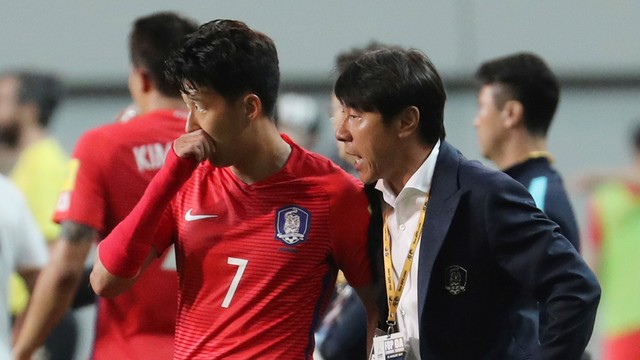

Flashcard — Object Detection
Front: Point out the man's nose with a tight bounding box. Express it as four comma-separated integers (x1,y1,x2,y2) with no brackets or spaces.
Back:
334,116,351,143
185,110,200,133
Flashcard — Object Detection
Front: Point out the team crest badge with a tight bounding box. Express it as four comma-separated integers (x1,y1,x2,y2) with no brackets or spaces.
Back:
275,206,310,245
444,265,467,295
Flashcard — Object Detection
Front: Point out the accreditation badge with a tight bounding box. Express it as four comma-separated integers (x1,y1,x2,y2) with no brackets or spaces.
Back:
370,331,406,360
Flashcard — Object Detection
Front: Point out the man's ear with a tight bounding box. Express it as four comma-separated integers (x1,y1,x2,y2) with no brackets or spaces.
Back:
130,68,152,94
139,70,153,93
502,100,524,129
396,106,420,138
243,94,262,120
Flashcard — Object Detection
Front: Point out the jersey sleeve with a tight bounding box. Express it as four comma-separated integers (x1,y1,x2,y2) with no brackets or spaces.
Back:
53,131,107,232
151,204,177,255
329,177,372,288
99,148,196,277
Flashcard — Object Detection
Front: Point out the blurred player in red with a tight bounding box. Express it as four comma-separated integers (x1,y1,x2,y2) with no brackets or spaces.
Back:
13,12,199,360
91,19,378,359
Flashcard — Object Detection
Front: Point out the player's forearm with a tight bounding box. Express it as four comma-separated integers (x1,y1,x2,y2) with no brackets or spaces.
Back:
90,245,156,297
14,225,94,359
98,147,195,277
16,268,39,295
11,269,40,349
13,263,83,358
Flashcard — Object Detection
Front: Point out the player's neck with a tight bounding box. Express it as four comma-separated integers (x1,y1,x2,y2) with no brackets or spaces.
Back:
231,123,292,185
494,134,547,171
139,93,187,114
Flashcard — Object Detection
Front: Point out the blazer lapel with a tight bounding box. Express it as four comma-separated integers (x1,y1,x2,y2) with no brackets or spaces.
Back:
417,141,463,320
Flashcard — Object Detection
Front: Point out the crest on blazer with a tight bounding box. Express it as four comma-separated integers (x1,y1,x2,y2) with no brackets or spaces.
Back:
275,205,310,245
445,265,467,295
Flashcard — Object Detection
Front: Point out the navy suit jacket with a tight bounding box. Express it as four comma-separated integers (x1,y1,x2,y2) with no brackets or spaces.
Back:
366,141,600,360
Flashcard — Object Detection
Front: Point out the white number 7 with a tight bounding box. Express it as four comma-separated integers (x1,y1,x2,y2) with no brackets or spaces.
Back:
222,257,248,308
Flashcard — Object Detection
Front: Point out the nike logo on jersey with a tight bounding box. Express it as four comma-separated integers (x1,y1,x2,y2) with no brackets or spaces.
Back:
184,208,218,221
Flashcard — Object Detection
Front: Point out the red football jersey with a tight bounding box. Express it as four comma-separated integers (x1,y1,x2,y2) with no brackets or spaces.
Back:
149,138,372,359
54,109,187,360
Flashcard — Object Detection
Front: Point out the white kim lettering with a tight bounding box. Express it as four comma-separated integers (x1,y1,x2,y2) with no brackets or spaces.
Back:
132,141,172,172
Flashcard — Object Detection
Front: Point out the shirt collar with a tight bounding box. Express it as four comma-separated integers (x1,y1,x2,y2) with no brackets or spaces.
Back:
375,140,440,207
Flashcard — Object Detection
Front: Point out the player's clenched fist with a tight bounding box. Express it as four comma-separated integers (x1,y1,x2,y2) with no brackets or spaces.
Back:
173,129,215,163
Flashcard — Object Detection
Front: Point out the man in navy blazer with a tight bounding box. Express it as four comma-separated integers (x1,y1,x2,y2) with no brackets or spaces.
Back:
333,47,600,359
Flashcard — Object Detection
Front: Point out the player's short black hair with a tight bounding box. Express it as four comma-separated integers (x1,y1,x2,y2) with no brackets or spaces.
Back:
129,12,198,98
165,19,280,118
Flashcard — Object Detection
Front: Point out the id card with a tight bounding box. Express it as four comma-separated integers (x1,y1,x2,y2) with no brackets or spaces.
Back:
370,331,406,360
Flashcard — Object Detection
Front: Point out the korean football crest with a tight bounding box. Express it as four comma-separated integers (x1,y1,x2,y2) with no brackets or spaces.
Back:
275,206,310,245
444,265,467,295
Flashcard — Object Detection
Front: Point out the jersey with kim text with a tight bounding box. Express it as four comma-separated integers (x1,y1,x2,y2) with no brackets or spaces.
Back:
53,109,187,360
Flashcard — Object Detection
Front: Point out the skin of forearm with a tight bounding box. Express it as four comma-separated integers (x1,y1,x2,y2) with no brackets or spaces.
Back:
91,246,157,297
13,223,95,358
11,269,40,346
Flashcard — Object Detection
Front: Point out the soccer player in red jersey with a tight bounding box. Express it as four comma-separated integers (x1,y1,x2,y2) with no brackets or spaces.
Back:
91,19,378,359
13,12,199,360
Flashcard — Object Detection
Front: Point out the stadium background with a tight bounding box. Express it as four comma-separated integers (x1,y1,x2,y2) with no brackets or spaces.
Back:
2,1,639,358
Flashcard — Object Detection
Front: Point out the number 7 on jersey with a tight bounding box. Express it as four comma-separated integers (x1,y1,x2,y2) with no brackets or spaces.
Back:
222,257,248,308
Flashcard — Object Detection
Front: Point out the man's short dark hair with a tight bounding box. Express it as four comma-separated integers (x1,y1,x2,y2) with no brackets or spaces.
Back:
334,41,390,77
475,52,560,137
334,48,446,145
129,12,198,98
165,19,280,117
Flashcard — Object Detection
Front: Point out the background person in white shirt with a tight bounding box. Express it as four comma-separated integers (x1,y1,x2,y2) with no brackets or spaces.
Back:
0,174,47,358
